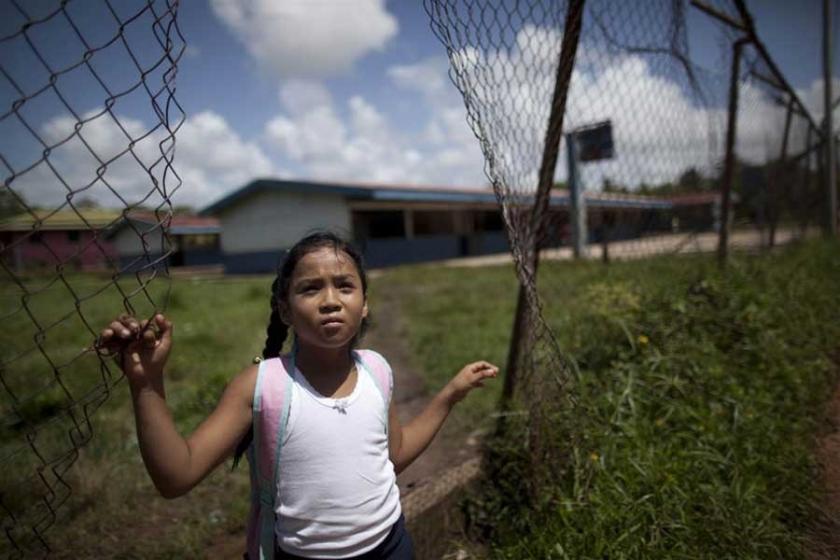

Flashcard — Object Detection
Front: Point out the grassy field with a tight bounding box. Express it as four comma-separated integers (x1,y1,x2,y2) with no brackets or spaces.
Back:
0,272,270,557
393,240,840,558
1,239,838,557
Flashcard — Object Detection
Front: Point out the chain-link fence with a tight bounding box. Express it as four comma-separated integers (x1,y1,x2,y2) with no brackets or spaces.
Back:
426,0,837,499
0,1,183,555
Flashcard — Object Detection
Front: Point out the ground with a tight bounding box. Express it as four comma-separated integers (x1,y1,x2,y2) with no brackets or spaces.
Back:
809,374,840,559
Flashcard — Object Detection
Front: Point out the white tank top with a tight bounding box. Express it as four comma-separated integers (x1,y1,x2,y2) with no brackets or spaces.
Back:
274,361,402,558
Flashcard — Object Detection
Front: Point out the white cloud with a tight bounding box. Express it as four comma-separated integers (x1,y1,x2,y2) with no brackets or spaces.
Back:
277,80,335,114
795,76,840,135
263,70,486,187
175,111,277,205
441,25,792,193
210,0,398,79
388,57,451,101
10,110,277,210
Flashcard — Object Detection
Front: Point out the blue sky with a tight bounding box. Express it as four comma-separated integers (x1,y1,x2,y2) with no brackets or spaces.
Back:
2,0,838,210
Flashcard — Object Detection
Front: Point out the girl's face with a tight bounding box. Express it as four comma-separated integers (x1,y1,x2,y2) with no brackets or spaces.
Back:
279,246,368,350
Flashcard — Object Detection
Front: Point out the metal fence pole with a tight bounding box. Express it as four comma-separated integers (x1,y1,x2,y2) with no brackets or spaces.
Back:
769,97,795,248
718,37,749,266
823,0,837,236
500,0,586,406
566,133,588,258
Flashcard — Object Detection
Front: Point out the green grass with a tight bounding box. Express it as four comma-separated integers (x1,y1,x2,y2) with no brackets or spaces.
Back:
1,273,275,558
392,240,840,558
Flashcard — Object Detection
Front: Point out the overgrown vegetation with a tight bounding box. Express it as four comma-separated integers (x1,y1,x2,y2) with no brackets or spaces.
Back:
397,240,840,558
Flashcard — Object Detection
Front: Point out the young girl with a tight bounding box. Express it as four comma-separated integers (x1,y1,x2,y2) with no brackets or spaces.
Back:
96,231,498,559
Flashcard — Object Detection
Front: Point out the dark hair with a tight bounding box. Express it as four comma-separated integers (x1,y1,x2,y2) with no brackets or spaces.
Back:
232,231,370,468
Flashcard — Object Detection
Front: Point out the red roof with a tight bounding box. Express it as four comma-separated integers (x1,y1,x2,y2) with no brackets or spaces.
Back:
668,192,723,206
125,211,219,228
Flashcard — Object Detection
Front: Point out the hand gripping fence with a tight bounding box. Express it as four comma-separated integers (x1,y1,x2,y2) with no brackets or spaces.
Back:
0,1,184,555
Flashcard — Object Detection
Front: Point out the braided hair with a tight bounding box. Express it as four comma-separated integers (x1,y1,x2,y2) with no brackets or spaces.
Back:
232,231,370,468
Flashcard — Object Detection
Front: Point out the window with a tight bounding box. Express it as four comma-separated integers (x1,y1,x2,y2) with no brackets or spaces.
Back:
413,211,454,235
181,234,219,249
476,211,504,232
67,230,80,242
352,211,405,239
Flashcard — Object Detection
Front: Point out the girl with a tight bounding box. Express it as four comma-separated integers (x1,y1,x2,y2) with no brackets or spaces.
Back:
96,231,499,559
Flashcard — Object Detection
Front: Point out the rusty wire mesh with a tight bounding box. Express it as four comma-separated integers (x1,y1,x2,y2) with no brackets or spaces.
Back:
426,0,588,490
0,0,183,555
728,43,824,248
424,0,829,496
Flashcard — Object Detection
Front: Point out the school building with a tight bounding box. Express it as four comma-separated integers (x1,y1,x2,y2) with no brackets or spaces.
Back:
105,212,221,272
198,178,717,274
0,209,220,273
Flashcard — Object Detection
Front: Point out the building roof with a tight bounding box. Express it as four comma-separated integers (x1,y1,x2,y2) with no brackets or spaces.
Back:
200,178,683,215
103,211,221,238
1,209,220,236
124,212,221,235
667,192,725,206
0,209,123,232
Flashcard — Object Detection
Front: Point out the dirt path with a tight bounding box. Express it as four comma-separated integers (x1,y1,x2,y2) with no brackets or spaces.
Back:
365,275,481,495
808,378,840,559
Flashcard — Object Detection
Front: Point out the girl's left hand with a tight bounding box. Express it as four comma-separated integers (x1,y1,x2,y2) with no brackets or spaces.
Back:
445,361,500,404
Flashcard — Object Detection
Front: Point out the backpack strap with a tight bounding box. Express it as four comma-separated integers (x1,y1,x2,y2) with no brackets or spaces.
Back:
354,349,393,432
246,349,391,559
246,354,294,560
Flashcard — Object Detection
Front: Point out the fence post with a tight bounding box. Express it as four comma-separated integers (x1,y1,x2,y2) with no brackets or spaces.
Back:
798,126,814,238
500,0,586,406
718,37,749,267
769,97,794,248
566,133,588,258
823,0,837,236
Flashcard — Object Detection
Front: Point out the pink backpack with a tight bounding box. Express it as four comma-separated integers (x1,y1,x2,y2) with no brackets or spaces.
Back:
245,348,393,560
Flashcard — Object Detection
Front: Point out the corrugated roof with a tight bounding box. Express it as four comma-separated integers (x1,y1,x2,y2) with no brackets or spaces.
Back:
0,209,123,231
103,212,220,238
1,209,220,235
668,192,724,206
199,178,686,215
125,211,220,229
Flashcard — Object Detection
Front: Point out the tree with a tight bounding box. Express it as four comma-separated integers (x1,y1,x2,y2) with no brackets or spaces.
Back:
173,205,196,215
0,187,27,220
75,196,100,209
602,177,629,194
678,168,702,191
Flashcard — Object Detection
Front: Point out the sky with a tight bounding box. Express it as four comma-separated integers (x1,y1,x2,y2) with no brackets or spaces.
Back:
1,0,838,211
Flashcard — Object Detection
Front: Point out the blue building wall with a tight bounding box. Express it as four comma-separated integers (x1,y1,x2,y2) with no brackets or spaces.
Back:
223,250,285,275
360,232,510,268
360,235,459,268
118,253,169,274
183,248,222,266
119,248,223,273
218,233,512,274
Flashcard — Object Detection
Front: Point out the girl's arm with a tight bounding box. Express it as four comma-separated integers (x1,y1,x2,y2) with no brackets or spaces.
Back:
99,313,255,498
388,361,498,474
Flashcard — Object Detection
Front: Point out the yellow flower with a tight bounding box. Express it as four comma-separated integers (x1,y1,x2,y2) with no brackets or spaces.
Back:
589,452,600,462
637,334,649,346
655,417,666,427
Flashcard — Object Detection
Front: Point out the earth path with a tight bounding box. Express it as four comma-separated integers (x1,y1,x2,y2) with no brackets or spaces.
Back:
808,372,840,559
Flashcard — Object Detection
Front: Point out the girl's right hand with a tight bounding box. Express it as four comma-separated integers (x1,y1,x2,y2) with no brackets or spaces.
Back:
96,313,173,387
